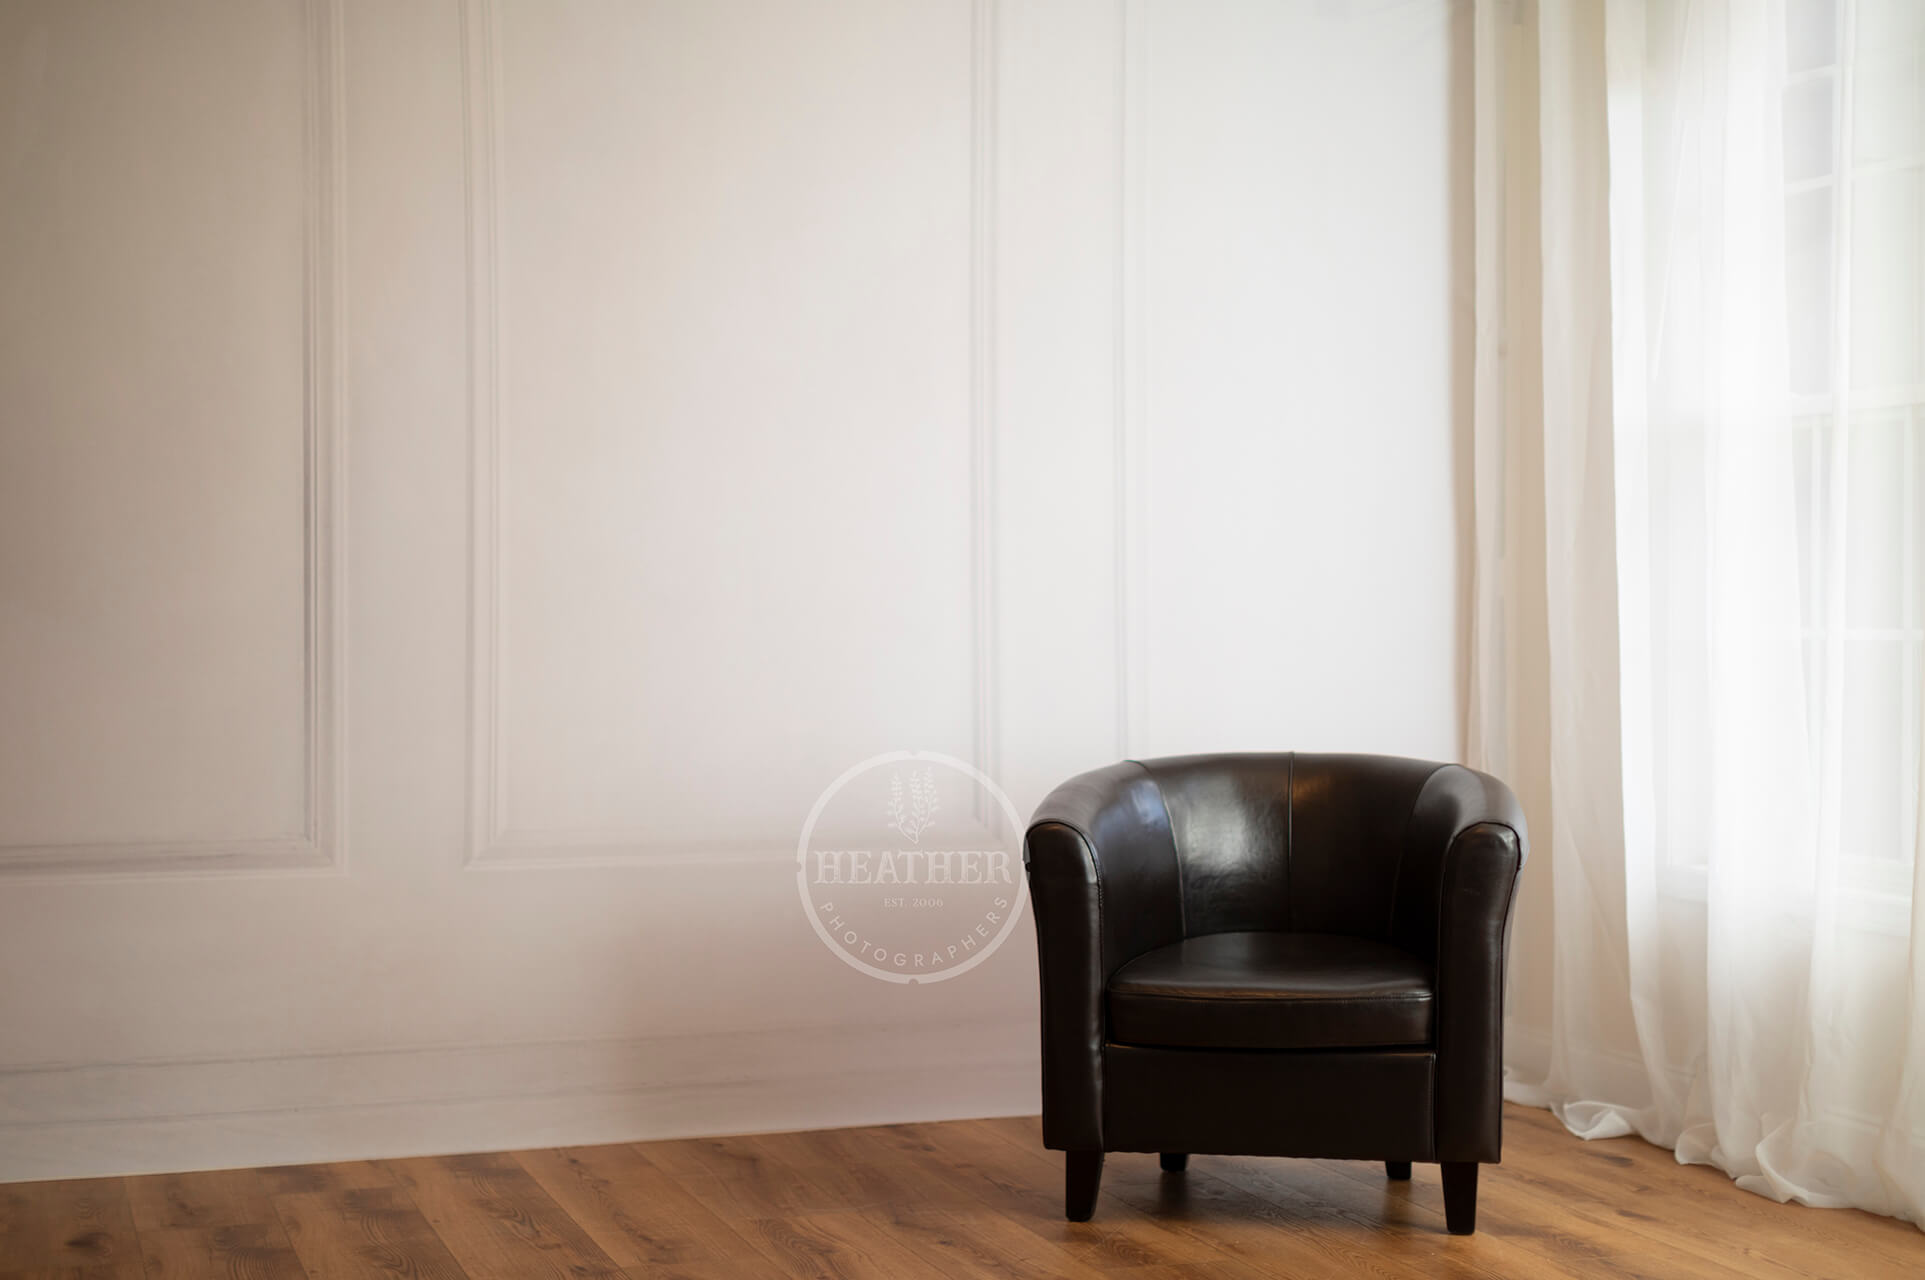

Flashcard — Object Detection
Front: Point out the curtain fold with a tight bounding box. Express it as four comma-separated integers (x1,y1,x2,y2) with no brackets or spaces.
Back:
1476,0,1925,1224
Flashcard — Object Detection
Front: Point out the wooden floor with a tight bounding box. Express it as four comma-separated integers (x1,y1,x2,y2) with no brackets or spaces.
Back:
3,1103,1921,1279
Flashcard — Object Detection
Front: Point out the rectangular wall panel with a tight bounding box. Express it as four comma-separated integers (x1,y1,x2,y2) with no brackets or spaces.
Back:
1129,0,1464,761
474,0,981,861
0,0,334,870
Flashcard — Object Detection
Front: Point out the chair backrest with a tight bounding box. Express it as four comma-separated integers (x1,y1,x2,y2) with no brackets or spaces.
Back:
1138,752,1444,942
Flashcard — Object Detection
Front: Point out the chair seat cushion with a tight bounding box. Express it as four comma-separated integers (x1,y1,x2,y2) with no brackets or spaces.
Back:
1107,931,1434,1051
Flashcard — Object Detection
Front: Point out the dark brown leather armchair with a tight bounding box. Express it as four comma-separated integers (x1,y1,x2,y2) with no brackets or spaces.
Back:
1023,753,1527,1235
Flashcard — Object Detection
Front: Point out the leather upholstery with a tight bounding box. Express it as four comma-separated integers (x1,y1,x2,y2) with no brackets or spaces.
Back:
1103,1046,1436,1161
1024,761,1183,1151
1024,753,1527,1167
1108,931,1433,1051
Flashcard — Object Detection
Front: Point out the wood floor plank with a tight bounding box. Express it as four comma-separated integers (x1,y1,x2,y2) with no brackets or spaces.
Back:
851,1200,1113,1280
617,1260,791,1280
876,1119,1233,1270
787,1120,1130,1274
125,1170,275,1234
1501,1111,1925,1280
737,1128,926,1216
382,1153,622,1280
514,1142,768,1273
970,1115,1044,1150
256,1164,395,1199
272,1186,468,1280
779,1125,991,1219
734,1209,955,1280
633,1137,803,1221
635,1133,864,1222
6,1102,1922,1279
1101,1151,1471,1280
1287,1152,1708,1280
1446,1164,1751,1280
1117,1266,1294,1280
137,1223,306,1280
1409,1144,1805,1280
1188,1156,1524,1280
910,1119,1240,1263
1308,1142,1876,1280
862,1121,1180,1269
0,1178,142,1278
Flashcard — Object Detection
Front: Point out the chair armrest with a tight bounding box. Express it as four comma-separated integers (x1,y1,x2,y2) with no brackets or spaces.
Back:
1395,765,1529,1163
1024,761,1184,1151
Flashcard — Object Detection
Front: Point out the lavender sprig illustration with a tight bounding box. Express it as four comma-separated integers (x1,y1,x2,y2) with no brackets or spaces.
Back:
885,766,940,844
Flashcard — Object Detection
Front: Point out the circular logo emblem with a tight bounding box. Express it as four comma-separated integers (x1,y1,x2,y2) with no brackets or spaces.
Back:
796,750,1026,984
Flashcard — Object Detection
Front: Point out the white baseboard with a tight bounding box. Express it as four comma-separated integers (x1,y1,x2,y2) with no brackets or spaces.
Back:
0,1019,1041,1182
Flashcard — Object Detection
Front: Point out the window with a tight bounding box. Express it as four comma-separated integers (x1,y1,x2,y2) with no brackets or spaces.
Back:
1784,0,1923,900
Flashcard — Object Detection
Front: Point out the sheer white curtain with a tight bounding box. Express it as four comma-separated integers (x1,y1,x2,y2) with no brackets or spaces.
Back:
1473,0,1925,1221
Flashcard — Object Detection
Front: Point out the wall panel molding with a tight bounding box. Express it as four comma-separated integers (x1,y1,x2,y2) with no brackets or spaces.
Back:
464,0,1003,869
0,0,345,880
1115,0,1148,760
460,0,507,867
0,1016,1036,1182
969,0,1002,804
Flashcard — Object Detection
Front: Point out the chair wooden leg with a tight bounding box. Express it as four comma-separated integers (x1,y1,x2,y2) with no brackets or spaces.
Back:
1159,1152,1188,1173
1065,1151,1104,1222
1441,1162,1478,1235
1385,1160,1411,1180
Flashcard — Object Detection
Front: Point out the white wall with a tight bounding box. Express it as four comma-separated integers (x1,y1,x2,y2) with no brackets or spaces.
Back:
0,0,1469,1180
